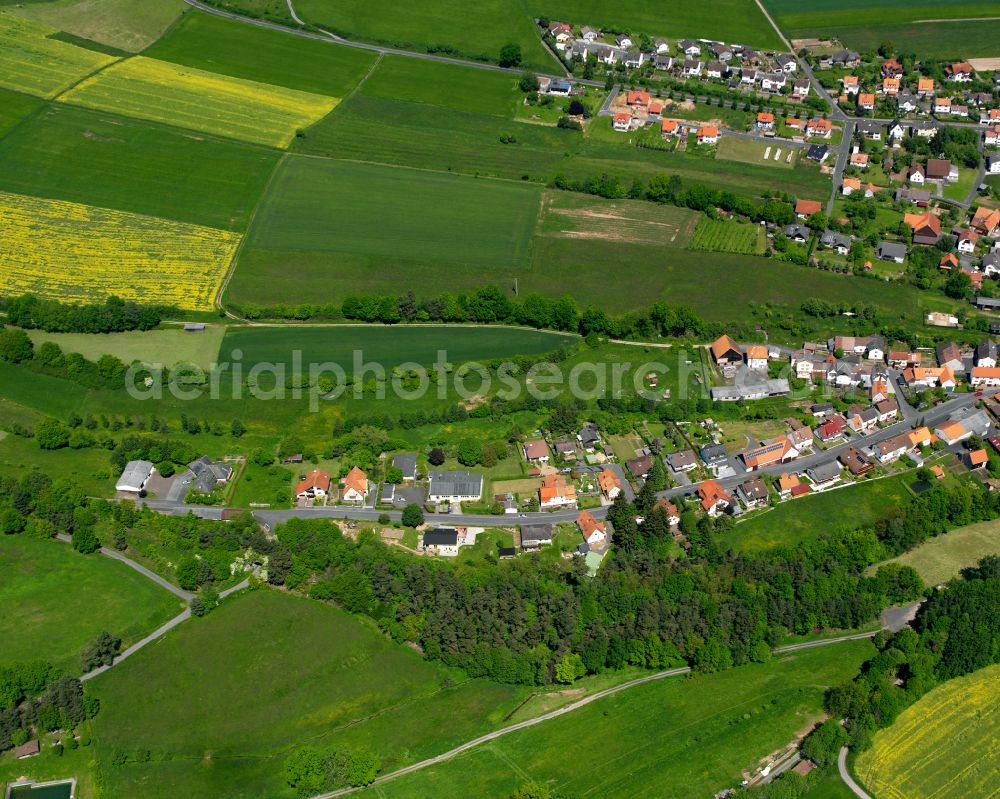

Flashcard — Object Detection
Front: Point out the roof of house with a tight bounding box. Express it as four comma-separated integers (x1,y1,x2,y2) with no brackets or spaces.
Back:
839,446,871,474
968,449,989,466
795,199,822,216
343,466,368,495
743,437,794,469
905,211,941,236
697,479,732,511
809,460,842,482
877,240,908,259
296,469,332,495
710,334,742,360
520,523,554,543
745,344,768,360
523,440,549,459
701,443,729,462
926,158,953,179
661,118,679,132
757,111,774,123
668,449,697,468
698,125,719,137
859,92,876,105
392,453,417,477
936,420,966,441
739,477,769,501
613,111,632,124
918,77,935,91
117,459,153,490
428,470,484,497
598,468,621,493
577,510,606,538
423,528,458,546
940,252,959,269
778,472,800,492
627,454,654,478
972,206,1000,232
843,177,862,190
626,90,651,105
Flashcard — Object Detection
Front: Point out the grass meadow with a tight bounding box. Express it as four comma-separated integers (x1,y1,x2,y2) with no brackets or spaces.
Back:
0,13,118,99
856,663,1000,799
377,640,874,799
0,190,239,310
3,0,186,52
220,325,573,373
145,10,377,97
294,0,550,71
0,535,182,672
727,475,913,554
91,589,533,799
60,56,338,148
764,0,1000,58
0,105,280,230
875,517,1000,586
26,327,227,370
0,431,119,496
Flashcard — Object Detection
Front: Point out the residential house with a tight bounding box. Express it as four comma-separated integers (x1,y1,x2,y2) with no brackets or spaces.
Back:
626,90,651,108
710,42,733,61
786,117,806,133
926,311,959,327
980,108,1000,125
623,50,645,68
858,93,876,111
971,206,1000,236
700,443,729,470
697,125,718,144
392,453,417,481
710,334,743,365
934,97,953,115
988,154,1000,174
908,164,926,184
888,350,920,368
848,405,880,435
793,79,810,96
777,472,801,497
679,40,701,57
539,474,577,509
961,264,984,291
187,456,233,495
937,341,965,373
810,402,834,417
578,424,601,451
523,439,550,463
985,252,1000,277
668,449,697,472
795,198,822,218
613,111,633,132
887,119,906,142
842,75,859,95
896,187,932,205
807,144,830,162
116,460,154,494
842,177,862,195
295,469,332,501
626,455,654,481
882,76,901,95
935,420,973,445
760,73,786,92
807,460,843,490
970,367,1000,388
683,58,703,77
882,58,903,78
615,33,633,48
875,432,911,463
820,230,852,255
896,91,919,113
909,120,938,138
661,118,679,138
577,510,607,546
958,229,979,254
341,466,369,503
705,61,726,79
966,449,989,470
654,55,674,71
945,61,974,82
597,467,622,500
784,223,811,243
876,397,900,423
985,126,1000,147
756,111,775,130
839,446,874,476
877,241,907,263
850,151,870,168
926,159,957,182
697,479,734,517
427,470,484,503
654,498,680,525
422,528,459,556
553,439,577,459
917,77,935,96
831,49,860,67
776,53,797,73
806,118,833,138
745,344,769,371
652,37,669,53
742,437,797,469
857,120,882,139
520,523,554,550
905,211,941,245
580,26,599,42
737,477,770,509
740,68,758,85
13,740,40,759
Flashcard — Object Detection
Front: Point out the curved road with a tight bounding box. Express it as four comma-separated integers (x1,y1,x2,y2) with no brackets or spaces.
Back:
838,747,876,799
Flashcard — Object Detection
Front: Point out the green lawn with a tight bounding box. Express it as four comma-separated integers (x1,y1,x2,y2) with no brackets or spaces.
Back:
219,325,573,372
3,0,185,52
0,86,42,139
763,0,1000,59
942,168,976,202
144,9,378,97
0,433,117,496
0,535,182,673
377,640,874,799
26,327,227,370
728,475,913,553
0,104,280,231
874,517,1000,586
90,588,533,799
718,136,799,170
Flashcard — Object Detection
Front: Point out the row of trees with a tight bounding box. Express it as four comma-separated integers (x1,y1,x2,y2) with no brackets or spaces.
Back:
0,294,170,334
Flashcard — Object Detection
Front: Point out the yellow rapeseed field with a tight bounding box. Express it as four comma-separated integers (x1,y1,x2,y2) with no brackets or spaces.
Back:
59,56,339,147
856,663,1000,799
0,12,118,99
0,191,240,311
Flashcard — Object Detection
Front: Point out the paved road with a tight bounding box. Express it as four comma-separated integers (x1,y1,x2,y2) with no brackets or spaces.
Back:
838,747,876,799
827,119,856,216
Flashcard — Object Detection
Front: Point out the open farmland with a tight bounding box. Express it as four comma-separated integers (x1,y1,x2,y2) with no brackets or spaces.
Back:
0,13,118,98
0,535,182,673
0,191,239,310
144,9,377,96
764,0,1000,59
536,190,699,247
856,664,1000,799
874,518,1000,586
59,56,339,147
220,325,572,373
4,0,186,52
26,327,227,370
0,105,280,230
689,217,766,254
91,589,533,799
377,640,873,799
0,87,42,138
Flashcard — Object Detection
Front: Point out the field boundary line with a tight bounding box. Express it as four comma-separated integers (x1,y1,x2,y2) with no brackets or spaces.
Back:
0,93,52,146
290,151,549,186
217,151,289,316
48,53,130,104
340,51,382,104
911,15,1000,23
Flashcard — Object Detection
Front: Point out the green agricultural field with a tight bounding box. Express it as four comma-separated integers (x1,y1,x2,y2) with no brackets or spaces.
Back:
0,105,280,230
0,535,182,672
0,87,42,139
0,361,89,418
0,13,119,99
144,9,378,97
856,663,1000,799
377,640,873,799
60,56,338,148
359,54,521,117
26,327,227,370
91,589,533,799
219,325,573,373
4,0,186,52
689,217,766,254
728,475,913,553
875,517,1000,586
764,0,1000,59
293,0,550,71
